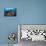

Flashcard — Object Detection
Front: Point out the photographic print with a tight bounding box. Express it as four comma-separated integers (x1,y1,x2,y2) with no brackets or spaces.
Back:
4,8,16,16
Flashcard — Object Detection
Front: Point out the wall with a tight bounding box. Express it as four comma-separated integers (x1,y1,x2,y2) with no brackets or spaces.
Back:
0,0,46,44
